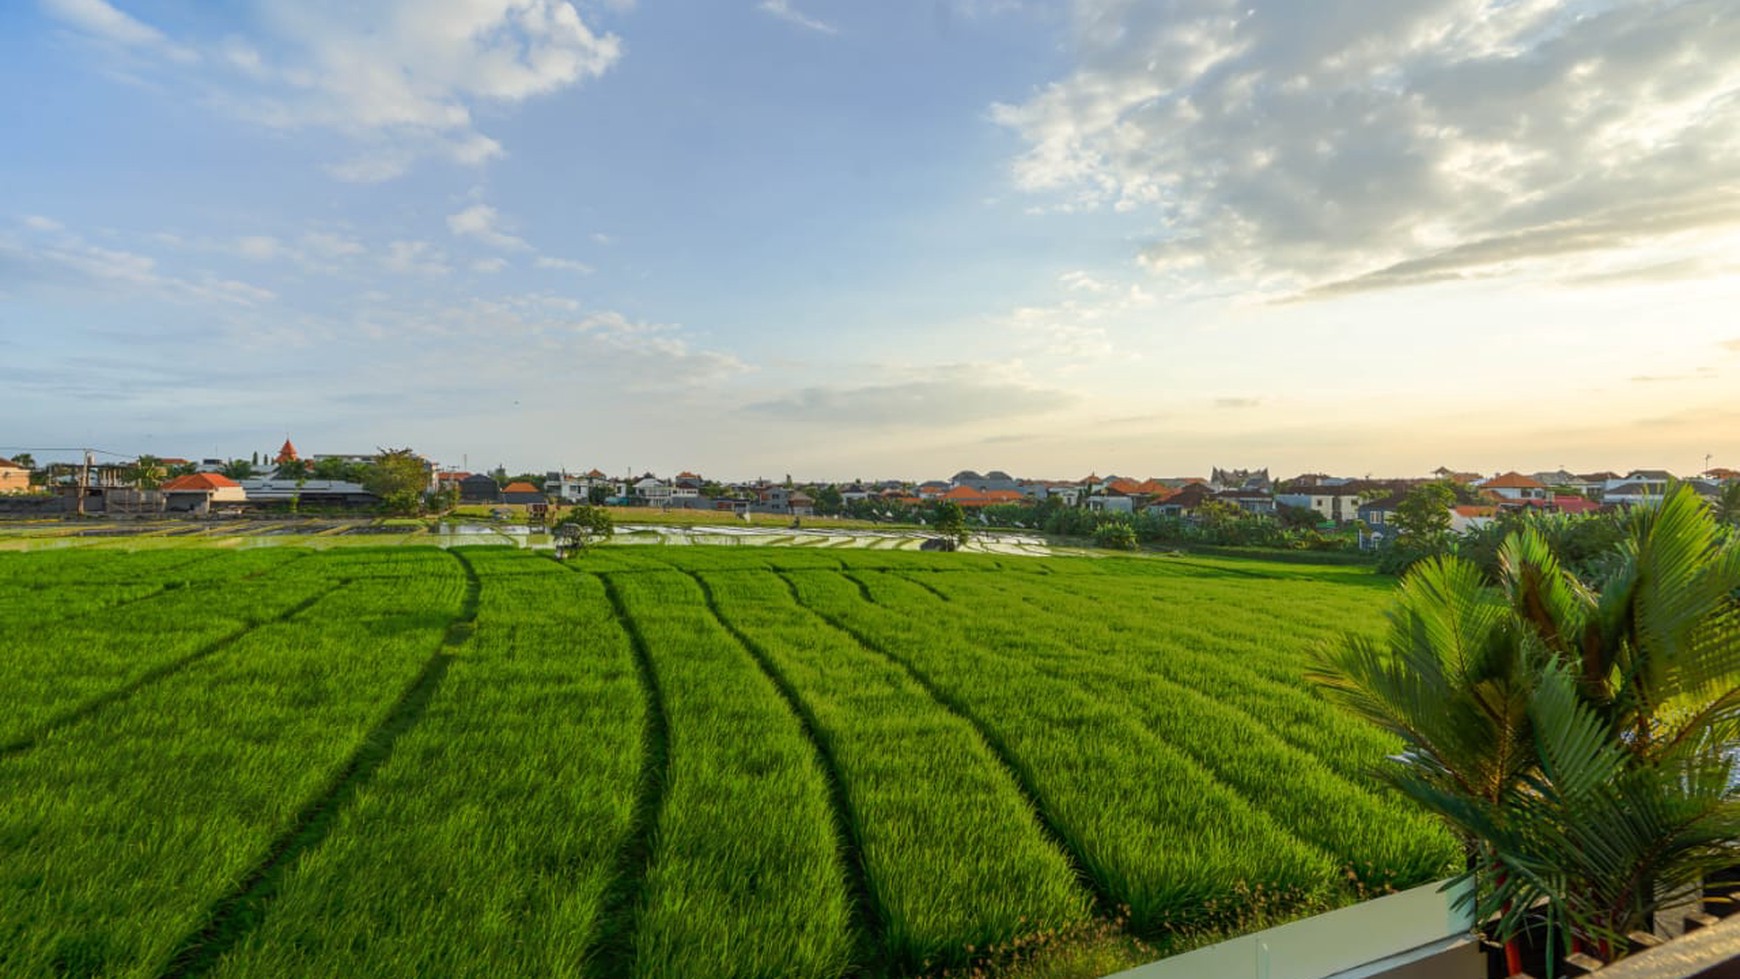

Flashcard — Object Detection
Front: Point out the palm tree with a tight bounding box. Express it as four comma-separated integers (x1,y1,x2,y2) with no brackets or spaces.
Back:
1309,554,1543,974
1311,485,1740,973
125,455,166,490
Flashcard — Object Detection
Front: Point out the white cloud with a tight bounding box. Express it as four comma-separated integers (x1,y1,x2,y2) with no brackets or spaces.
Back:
41,0,198,62
382,240,449,276
4,219,275,306
994,0,1740,297
349,296,751,393
996,276,1156,361
22,215,64,232
746,364,1075,427
758,0,838,35
1058,269,1109,292
236,235,281,260
535,255,594,273
44,0,622,180
300,231,364,258
472,257,509,273
446,204,530,250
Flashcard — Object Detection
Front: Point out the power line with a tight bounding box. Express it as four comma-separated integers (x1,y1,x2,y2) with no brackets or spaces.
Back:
0,446,131,458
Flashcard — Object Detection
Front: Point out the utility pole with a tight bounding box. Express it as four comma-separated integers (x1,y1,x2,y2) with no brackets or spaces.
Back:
77,449,92,517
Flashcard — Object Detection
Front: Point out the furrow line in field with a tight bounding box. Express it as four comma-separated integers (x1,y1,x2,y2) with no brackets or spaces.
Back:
772,570,1114,916
0,580,350,758
846,573,1337,868
157,549,480,979
906,569,1456,889
1001,572,1400,781
686,569,883,971
892,572,952,603
26,550,312,628
585,570,673,979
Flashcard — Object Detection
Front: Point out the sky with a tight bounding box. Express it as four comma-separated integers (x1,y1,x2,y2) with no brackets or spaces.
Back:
2,0,1738,481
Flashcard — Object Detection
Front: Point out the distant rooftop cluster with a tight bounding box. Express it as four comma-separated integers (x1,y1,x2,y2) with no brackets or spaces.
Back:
3,441,1735,526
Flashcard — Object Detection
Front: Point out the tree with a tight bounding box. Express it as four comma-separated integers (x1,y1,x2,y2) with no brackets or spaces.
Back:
274,458,311,480
813,485,843,516
363,448,430,516
10,452,34,471
312,457,367,482
1276,502,1321,531
220,459,256,481
125,455,166,490
552,504,613,558
1194,498,1245,534
587,484,611,506
1715,480,1740,528
1393,481,1455,550
166,461,197,478
1311,485,1740,970
932,501,969,546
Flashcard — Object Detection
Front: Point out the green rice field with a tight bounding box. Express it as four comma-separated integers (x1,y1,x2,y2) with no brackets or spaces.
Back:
0,544,1458,978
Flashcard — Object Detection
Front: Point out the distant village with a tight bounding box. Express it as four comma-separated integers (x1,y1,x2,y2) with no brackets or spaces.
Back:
2,438,1735,533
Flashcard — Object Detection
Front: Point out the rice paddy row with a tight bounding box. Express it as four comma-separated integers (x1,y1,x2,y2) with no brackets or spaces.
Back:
0,544,1455,978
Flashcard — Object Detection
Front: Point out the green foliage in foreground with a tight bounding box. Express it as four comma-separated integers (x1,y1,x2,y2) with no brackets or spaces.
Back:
1314,485,1740,964
0,544,1453,978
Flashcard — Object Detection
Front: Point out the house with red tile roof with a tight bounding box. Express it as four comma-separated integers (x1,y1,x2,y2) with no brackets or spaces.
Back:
1551,495,1603,516
1479,471,1548,501
161,472,246,513
1146,483,1214,518
501,481,545,505
939,486,1025,508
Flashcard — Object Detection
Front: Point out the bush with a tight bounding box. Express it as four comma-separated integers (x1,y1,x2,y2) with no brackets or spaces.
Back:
1094,522,1138,551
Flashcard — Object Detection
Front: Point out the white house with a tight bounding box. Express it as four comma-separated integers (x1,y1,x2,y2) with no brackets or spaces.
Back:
1275,491,1362,523
1479,472,1548,501
634,477,672,506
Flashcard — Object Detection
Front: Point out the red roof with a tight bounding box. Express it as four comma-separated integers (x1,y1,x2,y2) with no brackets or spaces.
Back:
162,473,240,492
275,439,299,464
1454,505,1498,518
0,458,24,470
1704,467,1740,480
939,486,1023,507
586,469,607,478
1482,471,1545,489
502,481,540,494
1553,495,1602,515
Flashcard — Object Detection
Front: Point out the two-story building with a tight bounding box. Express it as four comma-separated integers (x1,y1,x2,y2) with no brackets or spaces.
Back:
634,476,672,507
1275,489,1364,523
1479,472,1549,501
